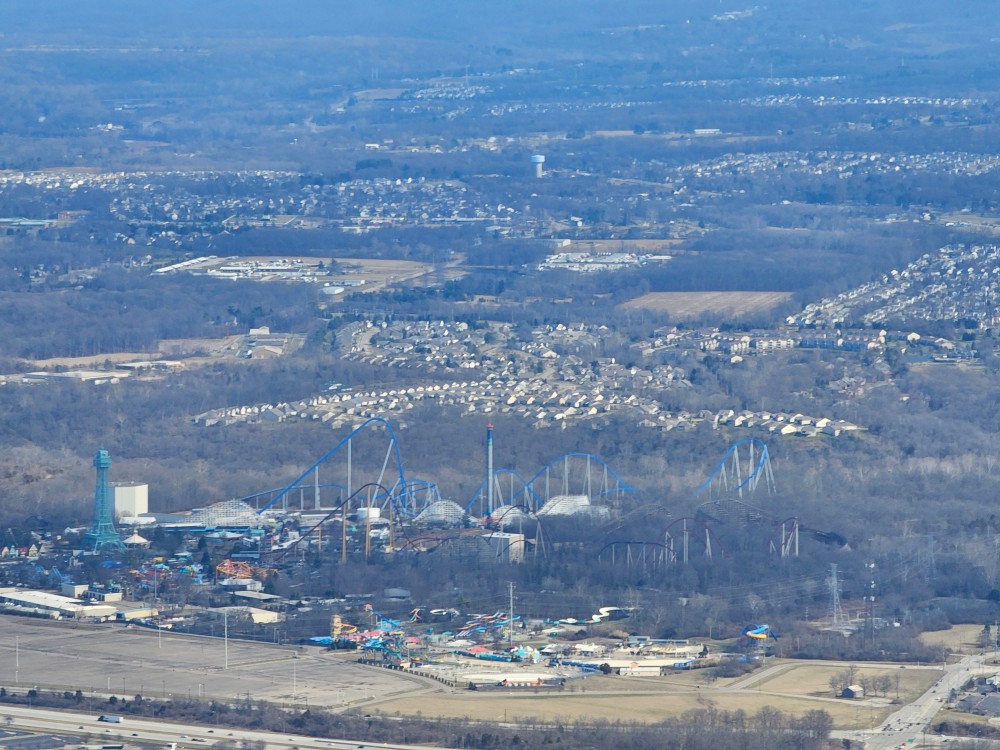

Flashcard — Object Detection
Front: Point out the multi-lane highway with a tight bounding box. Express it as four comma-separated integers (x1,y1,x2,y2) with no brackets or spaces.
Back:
835,653,984,749
0,704,442,750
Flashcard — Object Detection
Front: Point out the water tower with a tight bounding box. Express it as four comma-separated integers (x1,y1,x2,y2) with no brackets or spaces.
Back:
531,154,545,178
84,448,125,553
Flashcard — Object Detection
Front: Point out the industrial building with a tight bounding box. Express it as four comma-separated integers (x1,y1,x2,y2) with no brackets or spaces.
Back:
0,588,118,620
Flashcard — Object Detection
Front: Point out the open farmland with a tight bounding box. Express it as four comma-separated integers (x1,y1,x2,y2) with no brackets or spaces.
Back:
620,291,794,318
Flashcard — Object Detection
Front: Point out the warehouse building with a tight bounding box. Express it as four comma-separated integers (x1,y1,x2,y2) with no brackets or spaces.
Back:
0,588,117,620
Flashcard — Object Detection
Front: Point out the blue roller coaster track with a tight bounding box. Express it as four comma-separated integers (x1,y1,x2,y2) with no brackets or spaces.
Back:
693,437,775,500
253,416,440,517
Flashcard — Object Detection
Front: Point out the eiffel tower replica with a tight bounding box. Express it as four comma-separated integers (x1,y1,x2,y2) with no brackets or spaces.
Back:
84,448,125,553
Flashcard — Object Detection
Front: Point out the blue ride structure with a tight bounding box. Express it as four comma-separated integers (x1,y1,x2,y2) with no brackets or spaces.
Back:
693,437,775,500
251,416,441,518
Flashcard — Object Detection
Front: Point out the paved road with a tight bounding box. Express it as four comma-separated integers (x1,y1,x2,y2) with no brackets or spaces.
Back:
724,659,919,692
0,704,443,750
832,653,983,749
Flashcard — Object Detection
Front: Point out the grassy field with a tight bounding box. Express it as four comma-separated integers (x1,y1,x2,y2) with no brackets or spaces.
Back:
374,661,942,729
619,291,794,318
377,679,880,727
919,624,984,654
759,663,938,702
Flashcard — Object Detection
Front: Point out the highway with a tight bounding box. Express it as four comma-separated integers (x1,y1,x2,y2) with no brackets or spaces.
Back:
834,653,988,749
0,704,445,750
3,657,1000,750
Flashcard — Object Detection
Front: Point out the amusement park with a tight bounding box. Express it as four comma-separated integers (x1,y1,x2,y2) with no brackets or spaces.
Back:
0,401,985,750
0,415,884,701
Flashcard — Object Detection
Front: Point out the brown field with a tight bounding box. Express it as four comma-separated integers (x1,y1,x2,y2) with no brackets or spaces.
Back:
379,662,940,729
378,681,875,728
352,87,407,101
326,257,431,286
919,624,983,653
759,663,938,702
562,239,683,253
24,335,245,369
374,660,942,729
620,291,794,318
592,129,654,137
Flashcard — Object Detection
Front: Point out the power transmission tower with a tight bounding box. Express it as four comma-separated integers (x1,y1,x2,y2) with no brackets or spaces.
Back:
863,562,876,650
829,563,845,628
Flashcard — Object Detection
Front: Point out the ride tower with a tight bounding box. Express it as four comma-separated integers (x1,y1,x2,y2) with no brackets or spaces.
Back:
84,448,125,553
486,423,494,518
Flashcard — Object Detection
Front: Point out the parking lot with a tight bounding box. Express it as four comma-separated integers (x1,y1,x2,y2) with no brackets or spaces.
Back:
0,618,425,709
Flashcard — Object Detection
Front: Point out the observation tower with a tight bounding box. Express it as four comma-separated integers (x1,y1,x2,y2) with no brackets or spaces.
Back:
84,448,125,553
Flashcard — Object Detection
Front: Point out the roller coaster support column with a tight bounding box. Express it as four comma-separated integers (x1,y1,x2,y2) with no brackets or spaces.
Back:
509,582,515,650
389,495,395,549
487,424,494,517
342,504,348,564
365,494,372,562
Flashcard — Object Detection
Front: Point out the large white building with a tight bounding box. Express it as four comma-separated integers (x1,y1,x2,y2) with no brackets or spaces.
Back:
113,482,148,517
0,587,117,620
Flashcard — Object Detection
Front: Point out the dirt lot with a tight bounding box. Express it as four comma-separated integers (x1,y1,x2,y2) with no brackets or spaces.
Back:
619,291,794,318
